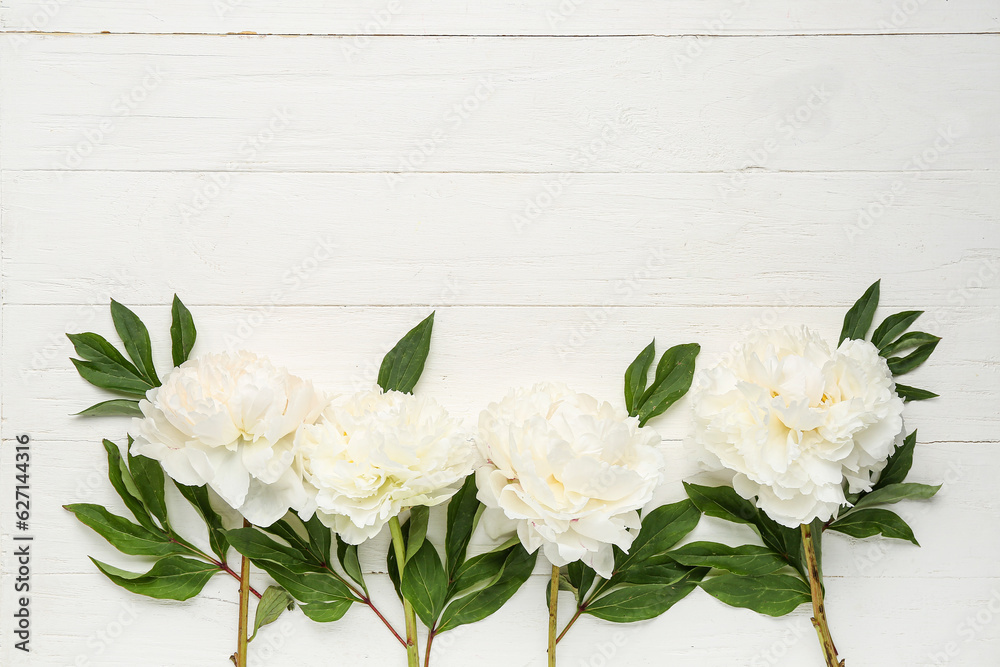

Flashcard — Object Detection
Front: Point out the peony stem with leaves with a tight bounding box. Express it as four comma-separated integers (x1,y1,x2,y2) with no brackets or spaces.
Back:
234,519,252,667
801,524,844,667
389,516,421,667
548,565,560,667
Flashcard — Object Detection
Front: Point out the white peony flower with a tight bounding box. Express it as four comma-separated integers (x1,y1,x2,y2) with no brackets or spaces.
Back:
131,351,327,526
689,326,905,527
295,387,475,544
474,383,665,578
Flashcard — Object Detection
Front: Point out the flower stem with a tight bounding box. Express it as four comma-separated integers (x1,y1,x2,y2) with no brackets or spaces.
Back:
801,524,845,667
424,627,436,667
548,565,560,667
234,519,252,667
389,516,421,667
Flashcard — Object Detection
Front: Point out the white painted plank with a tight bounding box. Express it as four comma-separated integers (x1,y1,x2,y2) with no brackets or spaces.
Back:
3,172,998,307
2,35,997,172
4,304,996,445
1,0,998,36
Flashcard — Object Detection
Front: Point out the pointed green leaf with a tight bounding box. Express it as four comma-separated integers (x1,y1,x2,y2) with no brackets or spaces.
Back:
436,546,536,633
612,500,701,578
175,483,230,563
894,384,939,402
839,280,880,344
700,573,810,617
378,312,434,394
450,540,519,595
406,506,430,563
261,519,316,563
445,475,481,579
635,343,700,426
880,331,940,358
851,483,940,512
585,569,706,622
71,358,152,396
227,528,319,574
303,514,333,565
336,536,367,595
619,560,698,586
249,586,296,642
875,431,917,490
401,541,448,628
300,600,352,623
567,560,597,606
871,310,923,349
102,439,158,532
64,504,182,556
683,482,759,526
73,399,143,417
127,437,169,528
668,542,787,577
170,295,197,367
67,332,146,383
828,509,919,545
91,556,219,601
110,299,159,386
754,514,807,578
624,340,655,416
886,337,940,376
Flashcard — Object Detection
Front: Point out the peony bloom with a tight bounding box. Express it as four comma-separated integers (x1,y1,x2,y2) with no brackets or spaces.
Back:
689,326,905,527
474,383,665,578
131,351,327,526
295,387,475,544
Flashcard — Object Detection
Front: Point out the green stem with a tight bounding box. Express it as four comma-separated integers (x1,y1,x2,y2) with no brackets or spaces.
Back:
548,565,559,667
234,519,251,667
389,516,421,667
801,524,844,667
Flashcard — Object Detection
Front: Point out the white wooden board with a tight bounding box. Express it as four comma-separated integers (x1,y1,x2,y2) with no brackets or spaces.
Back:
1,3,998,666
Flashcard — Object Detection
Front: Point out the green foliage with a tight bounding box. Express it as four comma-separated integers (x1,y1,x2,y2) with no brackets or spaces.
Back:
623,340,700,426
378,312,435,394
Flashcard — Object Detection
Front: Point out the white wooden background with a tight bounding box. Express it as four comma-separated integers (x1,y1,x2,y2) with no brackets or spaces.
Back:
1,2,999,666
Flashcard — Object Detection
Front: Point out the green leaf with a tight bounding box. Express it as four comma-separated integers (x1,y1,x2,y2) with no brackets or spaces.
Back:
668,542,787,577
567,560,597,606
377,312,435,394
91,556,218,601
386,517,409,601
886,336,940,375
64,504,182,556
102,439,158,532
450,540,518,594
618,560,698,586
839,279,880,344
110,299,160,386
851,483,940,512
170,295,197,367
300,600,352,623
683,482,759,526
73,399,143,417
261,519,316,563
894,384,939,402
754,515,807,578
624,340,656,416
436,546,536,633
406,506,430,563
126,437,169,528
175,483,230,563
875,431,917,490
445,475,481,579
336,536,367,595
227,528,320,574
250,586,296,642
304,514,333,565
827,509,919,545
612,500,701,578
879,331,940,358
585,569,706,622
71,358,153,397
635,343,700,426
401,541,448,628
871,310,923,349
701,573,810,617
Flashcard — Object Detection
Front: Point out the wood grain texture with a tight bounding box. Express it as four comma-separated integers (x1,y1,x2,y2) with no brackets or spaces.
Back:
1,0,998,36
1,35,998,172
1,5,998,666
